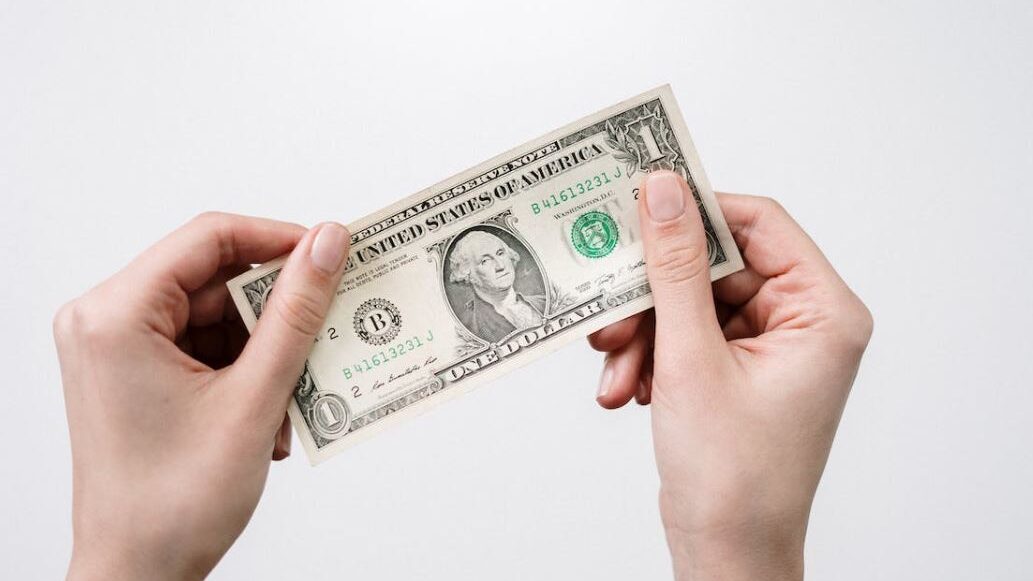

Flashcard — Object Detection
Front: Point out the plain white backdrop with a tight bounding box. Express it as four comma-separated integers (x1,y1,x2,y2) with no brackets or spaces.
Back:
3,1,1031,579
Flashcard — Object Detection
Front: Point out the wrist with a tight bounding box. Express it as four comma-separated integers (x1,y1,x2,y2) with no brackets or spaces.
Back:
663,527,805,581
67,549,148,581
659,490,807,581
67,537,206,581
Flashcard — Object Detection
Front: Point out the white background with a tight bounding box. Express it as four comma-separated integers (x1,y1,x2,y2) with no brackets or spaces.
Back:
2,1,1031,579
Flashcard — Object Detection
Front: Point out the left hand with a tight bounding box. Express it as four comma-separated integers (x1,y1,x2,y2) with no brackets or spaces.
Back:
56,213,351,581
587,173,871,579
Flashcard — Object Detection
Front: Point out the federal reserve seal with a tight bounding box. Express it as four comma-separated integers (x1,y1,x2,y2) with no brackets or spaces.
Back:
353,298,402,345
308,393,350,440
571,210,619,258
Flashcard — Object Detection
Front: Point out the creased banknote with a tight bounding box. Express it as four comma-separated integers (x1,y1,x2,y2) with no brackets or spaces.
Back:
227,85,743,464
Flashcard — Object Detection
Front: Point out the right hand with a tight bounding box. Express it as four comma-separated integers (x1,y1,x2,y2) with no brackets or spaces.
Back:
589,171,872,580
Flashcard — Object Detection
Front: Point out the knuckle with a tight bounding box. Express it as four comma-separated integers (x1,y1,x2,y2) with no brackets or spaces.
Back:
188,211,241,263
190,210,230,226
833,295,874,354
188,211,237,239
54,295,123,345
852,300,875,347
271,289,327,337
52,299,81,341
649,230,709,286
755,195,787,217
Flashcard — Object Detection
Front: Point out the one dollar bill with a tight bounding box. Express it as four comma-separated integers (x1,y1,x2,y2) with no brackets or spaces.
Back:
227,85,743,464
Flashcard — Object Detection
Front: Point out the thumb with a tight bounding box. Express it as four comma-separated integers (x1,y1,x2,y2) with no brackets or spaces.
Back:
639,171,726,361
231,222,350,414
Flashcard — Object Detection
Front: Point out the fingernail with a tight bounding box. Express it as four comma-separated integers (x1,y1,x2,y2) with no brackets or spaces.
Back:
645,172,686,222
597,359,614,399
310,223,349,273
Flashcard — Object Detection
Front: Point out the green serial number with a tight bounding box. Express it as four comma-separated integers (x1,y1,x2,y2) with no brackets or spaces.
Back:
530,166,623,215
342,330,434,380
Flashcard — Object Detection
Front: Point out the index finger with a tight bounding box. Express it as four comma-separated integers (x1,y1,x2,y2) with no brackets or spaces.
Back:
587,312,645,352
717,193,832,278
127,212,307,293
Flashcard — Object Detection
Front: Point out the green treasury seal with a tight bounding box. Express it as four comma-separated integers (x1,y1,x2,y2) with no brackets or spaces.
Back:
571,210,619,258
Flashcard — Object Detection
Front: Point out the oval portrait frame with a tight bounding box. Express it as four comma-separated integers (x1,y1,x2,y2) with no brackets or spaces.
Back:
439,223,551,345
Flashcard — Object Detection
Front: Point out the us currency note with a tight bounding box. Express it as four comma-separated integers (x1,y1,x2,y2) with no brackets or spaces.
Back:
227,85,744,464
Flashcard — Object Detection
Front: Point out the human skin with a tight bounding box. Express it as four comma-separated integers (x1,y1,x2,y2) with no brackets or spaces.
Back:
55,213,350,581
55,174,870,580
588,171,873,580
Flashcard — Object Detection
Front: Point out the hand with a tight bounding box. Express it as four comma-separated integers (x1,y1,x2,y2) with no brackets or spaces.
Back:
55,213,351,581
589,172,872,580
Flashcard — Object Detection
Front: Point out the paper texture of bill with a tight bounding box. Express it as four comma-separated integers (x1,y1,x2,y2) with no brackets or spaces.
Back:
227,85,743,464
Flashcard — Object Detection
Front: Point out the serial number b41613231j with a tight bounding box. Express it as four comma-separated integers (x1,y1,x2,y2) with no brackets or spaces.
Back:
531,166,623,215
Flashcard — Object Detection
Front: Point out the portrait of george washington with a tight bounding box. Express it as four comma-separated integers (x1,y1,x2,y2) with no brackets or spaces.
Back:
442,226,547,344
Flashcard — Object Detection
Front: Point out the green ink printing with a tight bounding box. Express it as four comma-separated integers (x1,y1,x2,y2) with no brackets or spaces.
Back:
571,211,619,259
